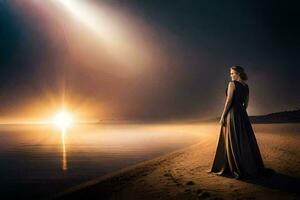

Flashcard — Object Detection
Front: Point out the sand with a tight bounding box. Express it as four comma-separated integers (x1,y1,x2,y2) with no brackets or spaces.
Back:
49,123,300,200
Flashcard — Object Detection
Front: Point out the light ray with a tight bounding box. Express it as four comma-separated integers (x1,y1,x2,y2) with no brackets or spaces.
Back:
53,0,154,73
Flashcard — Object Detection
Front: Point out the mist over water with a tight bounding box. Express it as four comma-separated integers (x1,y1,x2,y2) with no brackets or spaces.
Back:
0,123,206,199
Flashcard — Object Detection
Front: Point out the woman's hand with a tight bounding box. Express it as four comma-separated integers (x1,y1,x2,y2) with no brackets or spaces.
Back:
219,115,226,126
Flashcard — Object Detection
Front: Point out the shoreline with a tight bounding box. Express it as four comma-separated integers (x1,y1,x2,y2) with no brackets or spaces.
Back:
48,124,300,200
47,141,200,200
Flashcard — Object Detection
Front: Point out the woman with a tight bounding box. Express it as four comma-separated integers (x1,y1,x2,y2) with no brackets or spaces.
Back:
207,65,265,179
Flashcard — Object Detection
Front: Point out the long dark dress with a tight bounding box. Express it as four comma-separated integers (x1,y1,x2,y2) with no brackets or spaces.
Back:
208,80,265,179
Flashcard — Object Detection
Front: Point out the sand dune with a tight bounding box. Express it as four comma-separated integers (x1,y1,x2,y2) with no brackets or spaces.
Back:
50,123,300,200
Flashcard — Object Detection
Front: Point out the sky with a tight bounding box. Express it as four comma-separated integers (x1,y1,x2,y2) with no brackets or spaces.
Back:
0,0,299,122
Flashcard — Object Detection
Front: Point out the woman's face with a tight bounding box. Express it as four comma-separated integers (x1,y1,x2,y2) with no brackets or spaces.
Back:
230,69,240,81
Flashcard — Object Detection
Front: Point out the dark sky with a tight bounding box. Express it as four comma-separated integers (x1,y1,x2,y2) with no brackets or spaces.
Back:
0,0,299,122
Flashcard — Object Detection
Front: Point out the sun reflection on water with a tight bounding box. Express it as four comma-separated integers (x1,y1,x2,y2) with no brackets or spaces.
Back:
61,128,67,171
52,110,73,171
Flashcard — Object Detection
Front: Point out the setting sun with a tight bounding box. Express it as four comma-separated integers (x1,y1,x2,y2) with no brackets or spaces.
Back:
53,110,73,129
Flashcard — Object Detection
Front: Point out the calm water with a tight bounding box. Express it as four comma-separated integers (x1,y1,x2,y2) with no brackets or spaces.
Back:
0,123,206,199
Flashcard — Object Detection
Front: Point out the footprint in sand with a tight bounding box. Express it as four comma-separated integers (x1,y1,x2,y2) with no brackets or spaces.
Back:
196,189,203,193
164,172,171,177
197,191,210,199
196,189,224,200
186,180,195,185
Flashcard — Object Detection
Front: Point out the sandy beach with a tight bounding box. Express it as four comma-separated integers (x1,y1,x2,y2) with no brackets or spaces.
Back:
50,123,300,200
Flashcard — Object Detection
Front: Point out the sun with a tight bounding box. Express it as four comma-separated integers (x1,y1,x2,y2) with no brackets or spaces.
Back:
53,110,73,129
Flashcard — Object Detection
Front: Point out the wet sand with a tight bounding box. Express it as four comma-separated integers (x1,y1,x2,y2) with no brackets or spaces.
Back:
49,123,300,200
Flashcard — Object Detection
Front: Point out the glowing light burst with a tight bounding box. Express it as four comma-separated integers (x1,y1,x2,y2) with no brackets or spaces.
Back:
53,110,73,129
52,110,72,171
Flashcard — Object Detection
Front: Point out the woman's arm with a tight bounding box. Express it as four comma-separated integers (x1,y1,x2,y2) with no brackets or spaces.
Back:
220,81,235,124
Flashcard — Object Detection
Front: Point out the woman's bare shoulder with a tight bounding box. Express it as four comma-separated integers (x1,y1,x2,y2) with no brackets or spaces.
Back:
228,81,235,86
227,81,235,90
